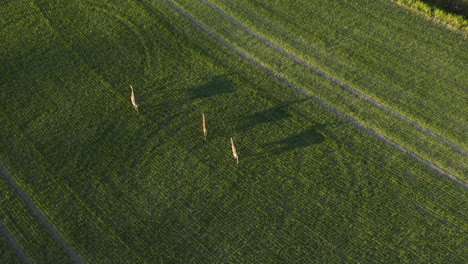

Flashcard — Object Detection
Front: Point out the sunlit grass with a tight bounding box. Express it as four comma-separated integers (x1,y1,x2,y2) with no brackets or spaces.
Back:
0,0,466,263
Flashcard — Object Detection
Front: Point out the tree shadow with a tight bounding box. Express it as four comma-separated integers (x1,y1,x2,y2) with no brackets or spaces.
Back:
420,0,468,18
189,75,236,99
240,99,306,130
263,123,326,155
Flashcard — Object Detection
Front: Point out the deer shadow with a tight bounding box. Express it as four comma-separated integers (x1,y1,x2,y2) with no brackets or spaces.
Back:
240,99,306,130
189,75,236,99
263,123,326,155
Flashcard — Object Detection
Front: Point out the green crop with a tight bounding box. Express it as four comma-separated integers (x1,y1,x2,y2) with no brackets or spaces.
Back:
0,0,466,263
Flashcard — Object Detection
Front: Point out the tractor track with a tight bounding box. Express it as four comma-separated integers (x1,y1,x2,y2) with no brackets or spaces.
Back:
0,166,85,263
0,219,33,264
201,0,467,157
165,0,468,189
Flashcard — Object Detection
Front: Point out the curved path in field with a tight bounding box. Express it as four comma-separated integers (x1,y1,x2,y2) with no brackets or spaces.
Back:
0,219,33,264
164,0,468,189
201,0,467,157
0,166,85,264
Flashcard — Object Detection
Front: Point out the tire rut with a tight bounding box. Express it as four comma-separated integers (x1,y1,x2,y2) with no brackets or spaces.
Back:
0,219,33,264
201,0,468,156
165,0,468,189
0,166,85,263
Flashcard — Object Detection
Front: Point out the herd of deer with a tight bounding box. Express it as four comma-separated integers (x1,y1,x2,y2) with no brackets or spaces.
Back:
130,85,239,164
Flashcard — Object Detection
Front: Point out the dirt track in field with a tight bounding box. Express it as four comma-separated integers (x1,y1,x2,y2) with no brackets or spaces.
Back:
0,166,85,263
165,0,468,189
0,219,33,264
200,0,467,157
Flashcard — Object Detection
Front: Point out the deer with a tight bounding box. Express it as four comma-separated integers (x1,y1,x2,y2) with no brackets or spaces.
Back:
130,85,138,112
202,113,208,141
231,137,239,164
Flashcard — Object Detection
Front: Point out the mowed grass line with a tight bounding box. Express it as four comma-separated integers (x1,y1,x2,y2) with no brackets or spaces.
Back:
0,235,23,264
1,0,467,262
201,0,467,157
0,220,32,264
0,166,84,263
208,0,468,149
169,0,468,181
0,164,73,263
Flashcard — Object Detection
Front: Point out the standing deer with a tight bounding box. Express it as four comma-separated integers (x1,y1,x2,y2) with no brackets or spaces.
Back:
202,113,208,141
231,137,239,164
130,85,138,112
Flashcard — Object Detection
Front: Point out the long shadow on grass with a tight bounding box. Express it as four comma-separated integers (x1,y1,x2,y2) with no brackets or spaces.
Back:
240,99,306,130
263,124,325,155
189,74,236,99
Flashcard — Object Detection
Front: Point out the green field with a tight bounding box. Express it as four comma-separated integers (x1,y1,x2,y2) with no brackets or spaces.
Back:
0,229,23,264
171,0,468,181
0,0,467,263
203,0,468,147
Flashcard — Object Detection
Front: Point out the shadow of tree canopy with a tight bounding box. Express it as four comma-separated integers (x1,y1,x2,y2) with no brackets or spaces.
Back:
264,123,326,154
240,99,306,130
189,75,236,99
421,0,468,18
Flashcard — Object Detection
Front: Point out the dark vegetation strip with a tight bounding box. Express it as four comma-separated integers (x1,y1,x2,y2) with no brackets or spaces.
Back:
201,0,468,157
390,0,468,34
0,166,85,264
165,0,468,189
0,220,33,264
420,0,468,17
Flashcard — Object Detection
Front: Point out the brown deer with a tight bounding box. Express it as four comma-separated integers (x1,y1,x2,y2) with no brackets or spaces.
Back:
202,113,208,141
130,85,138,112
231,137,239,164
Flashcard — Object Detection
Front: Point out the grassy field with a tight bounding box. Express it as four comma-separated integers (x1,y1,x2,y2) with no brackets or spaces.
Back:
171,0,468,180
0,0,467,263
0,172,71,263
0,232,23,264
207,0,468,148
